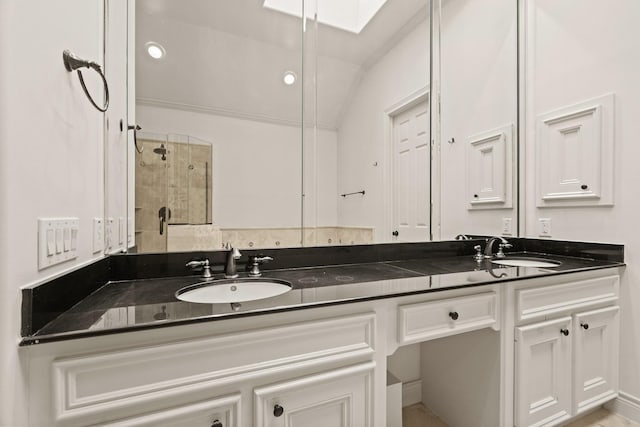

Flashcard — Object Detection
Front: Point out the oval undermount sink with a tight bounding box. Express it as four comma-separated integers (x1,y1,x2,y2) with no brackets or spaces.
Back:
176,278,292,304
491,258,562,268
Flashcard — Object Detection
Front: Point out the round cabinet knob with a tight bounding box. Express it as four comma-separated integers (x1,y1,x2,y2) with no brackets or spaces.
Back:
211,420,223,427
392,230,399,237
274,404,284,417
560,328,570,336
473,194,479,198
581,184,589,190
581,323,589,330
449,311,459,321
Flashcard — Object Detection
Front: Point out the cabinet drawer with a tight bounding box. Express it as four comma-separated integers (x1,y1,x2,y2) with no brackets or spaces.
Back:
398,292,497,345
99,393,241,427
52,313,375,426
516,275,619,322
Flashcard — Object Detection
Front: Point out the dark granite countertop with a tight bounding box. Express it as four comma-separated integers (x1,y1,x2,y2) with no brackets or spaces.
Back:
21,248,624,346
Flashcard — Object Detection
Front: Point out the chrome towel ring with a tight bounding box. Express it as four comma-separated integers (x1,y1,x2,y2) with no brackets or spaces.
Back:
63,50,109,112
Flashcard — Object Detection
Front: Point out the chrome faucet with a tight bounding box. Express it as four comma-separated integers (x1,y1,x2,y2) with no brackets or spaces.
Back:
224,244,242,278
484,236,512,259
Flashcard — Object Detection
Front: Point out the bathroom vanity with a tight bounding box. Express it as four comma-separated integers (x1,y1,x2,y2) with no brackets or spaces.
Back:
20,240,624,427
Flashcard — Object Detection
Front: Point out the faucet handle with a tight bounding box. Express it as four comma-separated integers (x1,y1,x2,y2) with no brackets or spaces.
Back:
186,259,212,279
186,259,209,268
473,245,484,261
496,243,512,258
248,255,273,277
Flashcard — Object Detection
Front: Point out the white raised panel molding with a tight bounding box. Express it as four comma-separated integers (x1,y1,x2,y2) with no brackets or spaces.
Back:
573,306,620,415
52,313,375,425
100,393,241,427
253,362,375,427
515,317,573,427
536,93,615,207
466,124,514,209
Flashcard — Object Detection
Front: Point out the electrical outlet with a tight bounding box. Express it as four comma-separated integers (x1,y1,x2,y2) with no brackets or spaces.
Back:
502,218,512,236
127,218,133,245
106,218,114,251
93,218,104,253
539,218,552,237
118,217,125,246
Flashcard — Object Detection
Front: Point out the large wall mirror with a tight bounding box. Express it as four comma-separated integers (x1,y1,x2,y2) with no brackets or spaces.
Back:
128,0,518,253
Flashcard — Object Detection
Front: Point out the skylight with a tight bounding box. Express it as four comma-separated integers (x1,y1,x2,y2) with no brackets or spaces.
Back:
263,0,388,34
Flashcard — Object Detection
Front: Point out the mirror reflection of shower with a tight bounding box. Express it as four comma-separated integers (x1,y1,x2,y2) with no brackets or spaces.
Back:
134,132,213,253
153,143,167,161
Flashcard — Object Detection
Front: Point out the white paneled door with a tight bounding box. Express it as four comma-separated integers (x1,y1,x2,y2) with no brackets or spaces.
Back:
392,100,430,242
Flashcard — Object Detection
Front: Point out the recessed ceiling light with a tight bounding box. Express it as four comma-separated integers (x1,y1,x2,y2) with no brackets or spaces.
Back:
146,42,166,59
283,71,297,85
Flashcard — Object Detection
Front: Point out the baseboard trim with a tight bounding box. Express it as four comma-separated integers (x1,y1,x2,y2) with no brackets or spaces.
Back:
402,380,422,407
606,391,640,423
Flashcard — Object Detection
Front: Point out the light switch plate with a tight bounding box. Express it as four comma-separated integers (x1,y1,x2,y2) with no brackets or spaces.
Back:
38,218,79,270
539,218,552,237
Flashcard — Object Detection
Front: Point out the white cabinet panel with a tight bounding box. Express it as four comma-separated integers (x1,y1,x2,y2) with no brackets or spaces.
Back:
466,124,514,208
536,93,614,207
254,362,374,427
98,394,240,427
573,306,620,414
515,317,572,427
52,313,375,425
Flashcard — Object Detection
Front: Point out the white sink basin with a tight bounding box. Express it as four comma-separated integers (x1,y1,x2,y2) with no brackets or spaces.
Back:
176,278,292,303
491,258,561,268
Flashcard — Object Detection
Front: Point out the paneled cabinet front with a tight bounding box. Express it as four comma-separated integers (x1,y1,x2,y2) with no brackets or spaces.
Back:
573,306,620,414
46,313,375,427
254,362,375,427
515,317,573,427
513,274,621,427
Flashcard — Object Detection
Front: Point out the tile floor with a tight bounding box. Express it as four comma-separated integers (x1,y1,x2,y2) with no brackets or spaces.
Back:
402,404,640,427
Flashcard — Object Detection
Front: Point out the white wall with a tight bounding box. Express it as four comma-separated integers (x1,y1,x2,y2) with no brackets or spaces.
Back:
523,0,640,413
438,0,518,239
0,1,108,425
336,19,430,242
137,104,338,230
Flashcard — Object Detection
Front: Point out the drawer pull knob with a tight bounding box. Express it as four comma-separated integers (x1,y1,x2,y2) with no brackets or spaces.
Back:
274,404,284,417
449,311,459,320
581,184,589,190
211,420,223,427
560,328,570,336
581,323,589,330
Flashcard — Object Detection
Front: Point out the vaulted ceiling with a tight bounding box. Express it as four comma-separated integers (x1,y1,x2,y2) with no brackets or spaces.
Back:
136,0,428,130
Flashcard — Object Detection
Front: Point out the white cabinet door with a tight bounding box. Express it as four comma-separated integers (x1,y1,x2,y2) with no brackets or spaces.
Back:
98,394,241,427
515,317,572,427
254,362,374,427
467,126,511,207
573,306,620,414
535,94,614,207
